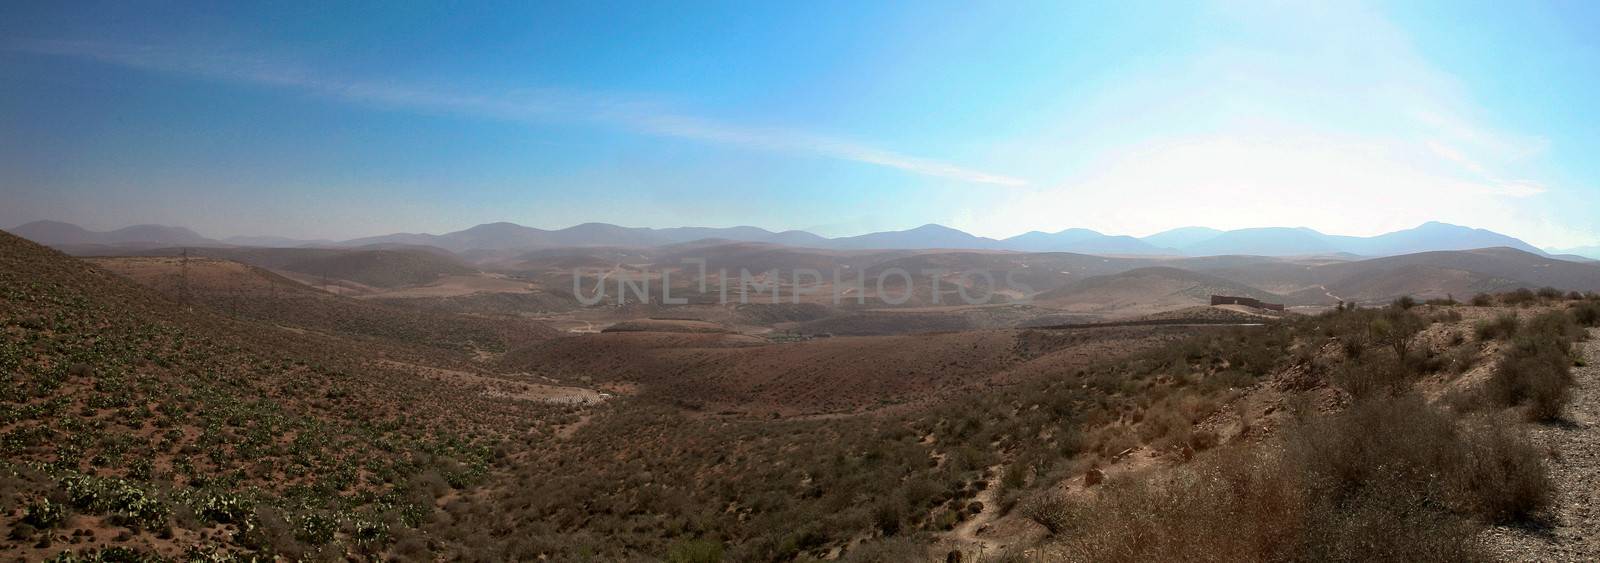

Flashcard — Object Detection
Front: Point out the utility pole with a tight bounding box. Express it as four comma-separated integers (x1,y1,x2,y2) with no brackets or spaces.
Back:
178,248,190,306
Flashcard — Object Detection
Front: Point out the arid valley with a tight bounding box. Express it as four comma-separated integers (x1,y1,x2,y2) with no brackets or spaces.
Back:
3,219,1600,560
6,2,1600,560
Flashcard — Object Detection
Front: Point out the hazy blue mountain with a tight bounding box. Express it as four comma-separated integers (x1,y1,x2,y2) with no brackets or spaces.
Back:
765,230,834,248
14,219,1561,259
828,224,1003,250
1003,228,1172,255
223,235,338,247
343,222,825,252
1182,227,1341,256
1350,222,1546,256
10,220,99,245
1547,245,1600,260
11,221,220,247
1140,226,1223,249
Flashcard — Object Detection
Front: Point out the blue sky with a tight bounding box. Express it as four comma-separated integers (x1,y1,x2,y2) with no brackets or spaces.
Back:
2,1,1598,247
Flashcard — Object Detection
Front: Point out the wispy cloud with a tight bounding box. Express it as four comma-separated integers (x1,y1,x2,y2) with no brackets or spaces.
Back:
1425,141,1547,198
11,39,1027,187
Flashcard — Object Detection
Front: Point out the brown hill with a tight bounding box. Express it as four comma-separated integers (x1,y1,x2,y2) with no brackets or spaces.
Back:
71,246,475,289
1034,266,1291,316
86,256,557,354
1314,247,1600,302
0,230,581,559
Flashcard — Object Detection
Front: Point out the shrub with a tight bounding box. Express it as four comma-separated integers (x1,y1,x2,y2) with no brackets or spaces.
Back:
1487,353,1573,422
1537,287,1565,300
837,537,928,562
1572,301,1600,327
1470,293,1493,307
1043,396,1550,562
1392,296,1417,310
1331,348,1409,398
1021,492,1071,535
23,497,68,529
870,501,901,536
1475,314,1520,342
1454,417,1552,522
666,538,726,563
1503,288,1537,306
1482,311,1580,422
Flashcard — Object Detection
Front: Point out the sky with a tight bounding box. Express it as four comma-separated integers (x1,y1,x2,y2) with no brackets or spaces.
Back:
2,1,1598,248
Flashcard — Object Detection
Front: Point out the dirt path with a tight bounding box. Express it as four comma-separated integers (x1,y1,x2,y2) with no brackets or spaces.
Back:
947,466,1004,554
374,359,608,405
1481,328,1600,561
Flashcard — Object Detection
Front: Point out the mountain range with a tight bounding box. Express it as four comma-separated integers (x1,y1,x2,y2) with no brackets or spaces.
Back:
7,219,1586,260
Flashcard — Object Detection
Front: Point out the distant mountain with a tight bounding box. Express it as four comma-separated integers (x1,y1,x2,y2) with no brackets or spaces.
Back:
1349,222,1545,256
1003,228,1172,255
11,220,220,247
342,222,827,252
1169,222,1548,258
10,219,1563,260
1140,227,1223,249
223,235,337,247
1182,227,1341,257
826,224,1003,250
1548,245,1600,261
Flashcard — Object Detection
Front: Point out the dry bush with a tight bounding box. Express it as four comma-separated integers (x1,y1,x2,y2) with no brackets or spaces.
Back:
837,537,928,562
1487,353,1573,422
1502,288,1538,306
1331,349,1409,399
1021,492,1072,536
1036,396,1549,562
1289,396,1550,524
1475,314,1521,342
1482,311,1581,421
1571,300,1600,327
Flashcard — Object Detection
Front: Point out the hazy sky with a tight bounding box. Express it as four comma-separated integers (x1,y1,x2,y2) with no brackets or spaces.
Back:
2,1,1598,247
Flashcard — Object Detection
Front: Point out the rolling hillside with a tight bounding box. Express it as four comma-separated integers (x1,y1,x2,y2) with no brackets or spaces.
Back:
1313,247,1600,301
69,246,476,289
1034,266,1295,315
86,256,556,354
0,230,578,559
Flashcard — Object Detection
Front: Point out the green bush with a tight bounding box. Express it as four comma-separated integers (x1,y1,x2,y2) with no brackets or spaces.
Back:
23,497,68,529
665,538,725,563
